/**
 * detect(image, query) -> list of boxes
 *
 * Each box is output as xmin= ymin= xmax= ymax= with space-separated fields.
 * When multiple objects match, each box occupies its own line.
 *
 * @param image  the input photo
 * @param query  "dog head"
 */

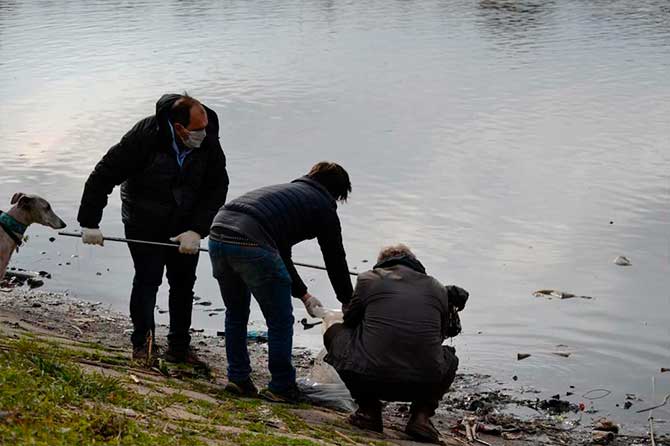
xmin=11 ymin=193 xmax=67 ymax=229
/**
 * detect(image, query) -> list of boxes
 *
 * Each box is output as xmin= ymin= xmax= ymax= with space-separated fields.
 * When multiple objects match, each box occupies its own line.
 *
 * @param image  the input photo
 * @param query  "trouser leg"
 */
xmin=209 ymin=240 xmax=253 ymax=382
xmin=125 ymin=226 xmax=167 ymax=348
xmin=250 ymin=276 xmax=295 ymax=392
xmin=226 ymin=245 xmax=295 ymax=391
xmin=339 ymin=371 xmax=383 ymax=414
xmin=165 ymin=248 xmax=199 ymax=352
xmin=411 ymin=346 xmax=459 ymax=416
xmin=210 ymin=241 xmax=296 ymax=391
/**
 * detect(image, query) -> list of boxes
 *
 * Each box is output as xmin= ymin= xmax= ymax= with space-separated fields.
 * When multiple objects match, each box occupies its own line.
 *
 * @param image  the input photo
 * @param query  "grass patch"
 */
xmin=0 ymin=335 xmax=388 ymax=446
xmin=222 ymin=431 xmax=318 ymax=446
xmin=0 ymin=337 xmax=204 ymax=445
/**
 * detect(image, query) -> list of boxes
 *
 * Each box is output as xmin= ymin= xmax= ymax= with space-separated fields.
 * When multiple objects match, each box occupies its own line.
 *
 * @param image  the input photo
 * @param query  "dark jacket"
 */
xmin=325 ymin=256 xmax=455 ymax=383
xmin=77 ymin=94 xmax=229 ymax=237
xmin=210 ymin=177 xmax=353 ymax=303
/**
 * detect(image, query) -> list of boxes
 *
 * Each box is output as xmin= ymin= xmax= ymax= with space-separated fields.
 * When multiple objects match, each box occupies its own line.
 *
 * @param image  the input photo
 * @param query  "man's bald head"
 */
xmin=170 ymin=95 xmax=207 ymax=129
xmin=170 ymin=95 xmax=208 ymax=147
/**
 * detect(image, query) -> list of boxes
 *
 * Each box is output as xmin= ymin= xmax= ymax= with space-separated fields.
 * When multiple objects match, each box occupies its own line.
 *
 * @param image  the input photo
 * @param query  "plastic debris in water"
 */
xmin=613 ymin=256 xmax=631 ymax=266
xmin=533 ymin=289 xmax=593 ymax=300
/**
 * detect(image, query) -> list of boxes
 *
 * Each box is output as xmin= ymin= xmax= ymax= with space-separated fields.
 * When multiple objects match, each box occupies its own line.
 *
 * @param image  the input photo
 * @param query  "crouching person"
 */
xmin=324 ymin=244 xmax=463 ymax=443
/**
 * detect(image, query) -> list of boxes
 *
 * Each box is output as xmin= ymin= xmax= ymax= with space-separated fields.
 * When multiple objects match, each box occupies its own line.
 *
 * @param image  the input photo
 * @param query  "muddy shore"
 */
xmin=0 ymin=287 xmax=665 ymax=445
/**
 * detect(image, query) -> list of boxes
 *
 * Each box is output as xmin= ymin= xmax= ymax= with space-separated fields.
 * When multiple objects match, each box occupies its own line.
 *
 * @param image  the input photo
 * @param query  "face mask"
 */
xmin=183 ymin=128 xmax=206 ymax=149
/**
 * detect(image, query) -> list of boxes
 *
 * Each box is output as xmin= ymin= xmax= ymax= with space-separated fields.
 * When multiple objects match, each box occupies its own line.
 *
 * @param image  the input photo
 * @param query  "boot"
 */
xmin=259 ymin=384 xmax=303 ymax=404
xmin=165 ymin=346 xmax=208 ymax=368
xmin=225 ymin=378 xmax=259 ymax=397
xmin=405 ymin=409 xmax=440 ymax=443
xmin=348 ymin=401 xmax=383 ymax=433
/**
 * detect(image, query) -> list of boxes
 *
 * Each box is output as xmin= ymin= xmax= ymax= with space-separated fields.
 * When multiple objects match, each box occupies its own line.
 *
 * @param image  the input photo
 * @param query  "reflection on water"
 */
xmin=1 ymin=0 xmax=668 ymax=432
xmin=477 ymin=0 xmax=557 ymax=46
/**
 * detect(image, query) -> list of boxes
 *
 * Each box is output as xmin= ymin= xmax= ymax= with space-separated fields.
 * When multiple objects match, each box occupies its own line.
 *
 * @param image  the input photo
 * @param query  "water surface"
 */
xmin=1 ymin=0 xmax=668 ymax=432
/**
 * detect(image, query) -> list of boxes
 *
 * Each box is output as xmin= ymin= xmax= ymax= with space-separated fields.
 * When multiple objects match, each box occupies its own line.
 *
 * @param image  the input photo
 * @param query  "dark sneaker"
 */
xmin=348 ymin=410 xmax=383 ymax=433
xmin=164 ymin=346 xmax=208 ymax=368
xmin=259 ymin=385 xmax=302 ymax=404
xmin=133 ymin=344 xmax=161 ymax=364
xmin=132 ymin=344 xmax=149 ymax=362
xmin=405 ymin=415 xmax=440 ymax=443
xmin=225 ymin=378 xmax=259 ymax=397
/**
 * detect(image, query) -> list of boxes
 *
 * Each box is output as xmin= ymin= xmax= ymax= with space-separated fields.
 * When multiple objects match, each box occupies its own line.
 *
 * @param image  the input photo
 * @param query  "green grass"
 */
xmin=0 ymin=335 xmax=369 ymax=446
xmin=0 ymin=338 xmax=197 ymax=445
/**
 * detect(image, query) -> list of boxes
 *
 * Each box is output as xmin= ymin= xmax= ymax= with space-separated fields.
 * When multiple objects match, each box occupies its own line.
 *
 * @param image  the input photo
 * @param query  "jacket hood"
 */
xmin=155 ymin=94 xmax=182 ymax=123
xmin=374 ymin=254 xmax=426 ymax=275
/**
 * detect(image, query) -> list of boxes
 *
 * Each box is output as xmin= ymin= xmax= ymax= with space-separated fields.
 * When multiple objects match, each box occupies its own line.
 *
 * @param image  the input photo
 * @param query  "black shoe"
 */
xmin=164 ymin=346 xmax=208 ymax=368
xmin=225 ymin=378 xmax=259 ymax=397
xmin=348 ymin=410 xmax=383 ymax=433
xmin=132 ymin=345 xmax=149 ymax=362
xmin=405 ymin=414 xmax=440 ymax=443
xmin=132 ymin=343 xmax=162 ymax=363
xmin=259 ymin=385 xmax=302 ymax=404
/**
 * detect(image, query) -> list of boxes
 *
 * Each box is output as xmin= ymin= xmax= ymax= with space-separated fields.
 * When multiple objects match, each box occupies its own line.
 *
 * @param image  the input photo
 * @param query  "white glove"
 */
xmin=169 ymin=230 xmax=201 ymax=255
xmin=82 ymin=228 xmax=104 ymax=246
xmin=302 ymin=293 xmax=326 ymax=319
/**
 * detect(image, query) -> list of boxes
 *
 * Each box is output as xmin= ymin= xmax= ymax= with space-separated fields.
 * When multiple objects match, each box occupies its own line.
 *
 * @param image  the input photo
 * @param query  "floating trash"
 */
xmin=613 ymin=256 xmax=631 ymax=266
xmin=533 ymin=289 xmax=593 ymax=300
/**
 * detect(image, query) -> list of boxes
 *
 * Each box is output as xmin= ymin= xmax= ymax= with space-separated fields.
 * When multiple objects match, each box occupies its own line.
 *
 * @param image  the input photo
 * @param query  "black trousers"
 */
xmin=325 ymin=324 xmax=458 ymax=416
xmin=125 ymin=225 xmax=199 ymax=350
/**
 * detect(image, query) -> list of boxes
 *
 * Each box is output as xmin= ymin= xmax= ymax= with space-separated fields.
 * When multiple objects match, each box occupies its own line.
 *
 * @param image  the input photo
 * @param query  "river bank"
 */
xmin=1 ymin=287 xmax=665 ymax=445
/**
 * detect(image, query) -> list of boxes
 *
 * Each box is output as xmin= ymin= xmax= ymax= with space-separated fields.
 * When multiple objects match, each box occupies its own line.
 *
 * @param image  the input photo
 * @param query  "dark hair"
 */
xmin=169 ymin=94 xmax=201 ymax=127
xmin=307 ymin=162 xmax=352 ymax=201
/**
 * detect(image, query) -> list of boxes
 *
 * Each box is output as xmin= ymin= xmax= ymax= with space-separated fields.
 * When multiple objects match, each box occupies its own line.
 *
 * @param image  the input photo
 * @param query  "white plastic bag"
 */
xmin=297 ymin=310 xmax=357 ymax=412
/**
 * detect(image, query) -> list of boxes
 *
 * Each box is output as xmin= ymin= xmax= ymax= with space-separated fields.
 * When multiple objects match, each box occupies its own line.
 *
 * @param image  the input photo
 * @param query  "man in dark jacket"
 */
xmin=77 ymin=93 xmax=228 ymax=364
xmin=324 ymin=244 xmax=463 ymax=443
xmin=208 ymin=161 xmax=353 ymax=402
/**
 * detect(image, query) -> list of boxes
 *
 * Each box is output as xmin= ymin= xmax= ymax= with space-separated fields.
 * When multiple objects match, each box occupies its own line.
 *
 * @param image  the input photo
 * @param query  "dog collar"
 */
xmin=0 ymin=210 xmax=27 ymax=248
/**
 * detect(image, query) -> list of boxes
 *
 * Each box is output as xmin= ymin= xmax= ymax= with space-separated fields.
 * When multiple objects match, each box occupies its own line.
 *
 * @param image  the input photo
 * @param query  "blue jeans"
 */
xmin=208 ymin=239 xmax=296 ymax=391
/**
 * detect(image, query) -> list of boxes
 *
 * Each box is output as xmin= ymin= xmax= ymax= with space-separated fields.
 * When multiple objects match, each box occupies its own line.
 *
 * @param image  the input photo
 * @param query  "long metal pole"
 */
xmin=58 ymin=231 xmax=359 ymax=276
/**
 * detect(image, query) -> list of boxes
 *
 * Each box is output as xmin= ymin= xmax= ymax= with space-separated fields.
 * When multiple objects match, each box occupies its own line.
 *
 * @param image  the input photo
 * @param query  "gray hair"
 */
xmin=377 ymin=244 xmax=415 ymax=263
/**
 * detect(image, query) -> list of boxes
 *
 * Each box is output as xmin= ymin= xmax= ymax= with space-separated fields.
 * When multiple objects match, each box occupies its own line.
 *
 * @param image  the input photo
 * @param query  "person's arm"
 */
xmin=342 ymin=272 xmax=372 ymax=327
xmin=280 ymin=249 xmax=326 ymax=317
xmin=316 ymin=210 xmax=354 ymax=305
xmin=191 ymin=110 xmax=229 ymax=238
xmin=77 ymin=121 xmax=147 ymax=229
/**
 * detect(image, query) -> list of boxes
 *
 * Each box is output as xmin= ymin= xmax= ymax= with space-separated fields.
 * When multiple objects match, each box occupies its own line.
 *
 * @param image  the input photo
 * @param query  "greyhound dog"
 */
xmin=0 ymin=193 xmax=66 ymax=280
